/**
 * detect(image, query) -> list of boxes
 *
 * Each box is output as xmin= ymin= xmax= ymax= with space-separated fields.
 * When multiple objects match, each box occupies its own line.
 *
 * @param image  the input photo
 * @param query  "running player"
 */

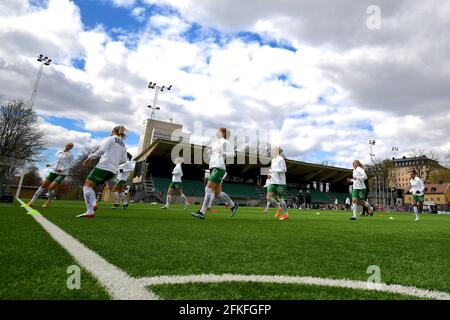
xmin=349 ymin=160 xmax=373 ymax=221
xmin=112 ymin=152 xmax=134 ymax=209
xmin=409 ymin=169 xmax=425 ymax=222
xmin=267 ymin=147 xmax=289 ymax=221
xmin=263 ymin=175 xmax=273 ymax=213
xmin=77 ymin=126 xmax=128 ymax=218
xmin=161 ymin=157 xmax=189 ymax=210
xmin=28 ymin=142 xmax=75 ymax=208
xmin=191 ymin=128 xmax=238 ymax=219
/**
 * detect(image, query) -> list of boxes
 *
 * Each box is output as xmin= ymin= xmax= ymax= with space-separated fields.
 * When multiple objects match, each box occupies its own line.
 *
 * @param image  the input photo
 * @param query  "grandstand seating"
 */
xmin=153 ymin=176 xmax=349 ymax=204
xmin=288 ymin=188 xmax=349 ymax=204
xmin=152 ymin=177 xmax=261 ymax=199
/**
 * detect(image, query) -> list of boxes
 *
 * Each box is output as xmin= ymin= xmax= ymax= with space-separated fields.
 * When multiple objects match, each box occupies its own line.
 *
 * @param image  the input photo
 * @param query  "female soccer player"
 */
xmin=77 ymin=125 xmax=128 ymax=218
xmin=267 ymin=147 xmax=289 ymax=221
xmin=161 ymin=157 xmax=189 ymax=210
xmin=191 ymin=128 xmax=238 ymax=219
xmin=349 ymin=160 xmax=373 ymax=221
xmin=28 ymin=142 xmax=75 ymax=208
xmin=112 ymin=152 xmax=134 ymax=209
xmin=263 ymin=175 xmax=273 ymax=213
xmin=409 ymin=169 xmax=425 ymax=222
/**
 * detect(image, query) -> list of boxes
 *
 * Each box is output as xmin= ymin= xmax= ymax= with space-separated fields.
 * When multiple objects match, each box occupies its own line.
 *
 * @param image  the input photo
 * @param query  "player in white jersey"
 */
xmin=409 ymin=169 xmax=425 ymax=221
xmin=28 ymin=142 xmax=75 ymax=208
xmin=77 ymin=126 xmax=128 ymax=218
xmin=161 ymin=157 xmax=190 ymax=210
xmin=267 ymin=147 xmax=289 ymax=221
xmin=349 ymin=160 xmax=373 ymax=221
xmin=191 ymin=128 xmax=239 ymax=220
xmin=204 ymin=170 xmax=219 ymax=213
xmin=112 ymin=152 xmax=134 ymax=209
xmin=263 ymin=175 xmax=273 ymax=213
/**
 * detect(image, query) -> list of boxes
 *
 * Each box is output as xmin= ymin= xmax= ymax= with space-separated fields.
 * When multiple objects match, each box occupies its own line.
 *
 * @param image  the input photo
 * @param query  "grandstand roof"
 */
xmin=135 ymin=139 xmax=354 ymax=185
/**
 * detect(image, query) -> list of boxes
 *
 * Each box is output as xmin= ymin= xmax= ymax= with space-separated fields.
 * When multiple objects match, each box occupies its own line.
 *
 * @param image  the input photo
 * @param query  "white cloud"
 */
xmin=1 ymin=0 xmax=449 ymax=171
xmin=109 ymin=0 xmax=136 ymax=8
xmin=131 ymin=6 xmax=146 ymax=22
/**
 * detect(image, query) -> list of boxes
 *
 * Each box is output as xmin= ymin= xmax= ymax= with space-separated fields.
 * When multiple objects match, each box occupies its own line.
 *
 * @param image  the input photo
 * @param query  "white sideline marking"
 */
xmin=138 ymin=274 xmax=450 ymax=300
xmin=16 ymin=198 xmax=158 ymax=300
xmin=16 ymin=199 xmax=450 ymax=300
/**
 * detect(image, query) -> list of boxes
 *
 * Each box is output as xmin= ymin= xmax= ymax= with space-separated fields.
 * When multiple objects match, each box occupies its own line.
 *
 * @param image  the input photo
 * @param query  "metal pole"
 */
xmin=30 ymin=62 xmax=44 ymax=107
xmin=152 ymin=88 xmax=160 ymax=120
xmin=148 ymin=87 xmax=160 ymax=144
xmin=15 ymin=163 xmax=27 ymax=200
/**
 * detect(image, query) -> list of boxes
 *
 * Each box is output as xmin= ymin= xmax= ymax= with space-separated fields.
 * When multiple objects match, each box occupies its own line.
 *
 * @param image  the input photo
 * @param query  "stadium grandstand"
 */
xmin=132 ymin=139 xmax=359 ymax=208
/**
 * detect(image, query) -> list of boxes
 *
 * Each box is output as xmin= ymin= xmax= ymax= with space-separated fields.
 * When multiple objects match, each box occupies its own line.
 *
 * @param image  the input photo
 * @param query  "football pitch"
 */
xmin=0 ymin=201 xmax=449 ymax=300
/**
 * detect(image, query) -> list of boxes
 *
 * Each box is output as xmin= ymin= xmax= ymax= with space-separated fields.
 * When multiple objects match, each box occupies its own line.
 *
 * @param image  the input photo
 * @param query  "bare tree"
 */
xmin=0 ymin=98 xmax=45 ymax=196
xmin=371 ymin=158 xmax=395 ymax=187
xmin=428 ymin=167 xmax=450 ymax=184
xmin=408 ymin=149 xmax=440 ymax=183
xmin=68 ymin=146 xmax=100 ymax=187
xmin=23 ymin=166 xmax=43 ymax=186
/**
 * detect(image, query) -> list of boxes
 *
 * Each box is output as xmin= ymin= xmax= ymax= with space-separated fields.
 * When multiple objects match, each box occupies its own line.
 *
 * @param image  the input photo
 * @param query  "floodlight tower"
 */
xmin=392 ymin=146 xmax=399 ymax=159
xmin=369 ymin=139 xmax=377 ymax=206
xmin=147 ymin=82 xmax=172 ymax=121
xmin=369 ymin=139 xmax=376 ymax=162
xmin=30 ymin=54 xmax=52 ymax=106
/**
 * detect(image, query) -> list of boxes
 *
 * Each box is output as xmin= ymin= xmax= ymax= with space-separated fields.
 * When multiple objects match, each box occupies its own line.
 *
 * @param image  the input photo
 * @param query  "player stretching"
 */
xmin=191 ymin=128 xmax=238 ymax=219
xmin=263 ymin=175 xmax=273 ymax=213
xmin=267 ymin=147 xmax=289 ymax=221
xmin=161 ymin=157 xmax=190 ymax=210
xmin=409 ymin=169 xmax=425 ymax=222
xmin=77 ymin=126 xmax=128 ymax=218
xmin=28 ymin=142 xmax=75 ymax=208
xmin=349 ymin=160 xmax=373 ymax=221
xmin=112 ymin=152 xmax=133 ymax=210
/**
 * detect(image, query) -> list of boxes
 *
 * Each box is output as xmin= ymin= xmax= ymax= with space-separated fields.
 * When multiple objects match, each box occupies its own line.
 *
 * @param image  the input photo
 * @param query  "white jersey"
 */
xmin=51 ymin=150 xmax=75 ymax=176
xmin=172 ymin=163 xmax=183 ymax=183
xmin=352 ymin=167 xmax=367 ymax=190
xmin=116 ymin=161 xmax=134 ymax=181
xmin=263 ymin=177 xmax=272 ymax=188
xmin=345 ymin=198 xmax=351 ymax=205
xmin=410 ymin=176 xmax=425 ymax=196
xmin=88 ymin=135 xmax=128 ymax=174
xmin=208 ymin=138 xmax=235 ymax=171
xmin=270 ymin=155 xmax=287 ymax=185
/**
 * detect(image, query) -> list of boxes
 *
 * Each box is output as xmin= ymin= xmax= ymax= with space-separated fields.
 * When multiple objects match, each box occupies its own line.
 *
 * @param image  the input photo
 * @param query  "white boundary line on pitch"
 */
xmin=138 ymin=274 xmax=450 ymax=300
xmin=15 ymin=199 xmax=450 ymax=300
xmin=16 ymin=198 xmax=159 ymax=300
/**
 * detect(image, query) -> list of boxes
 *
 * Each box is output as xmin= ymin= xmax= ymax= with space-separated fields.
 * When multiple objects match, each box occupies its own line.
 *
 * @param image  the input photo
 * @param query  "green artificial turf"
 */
xmin=1 ymin=200 xmax=449 ymax=300
xmin=0 ymin=203 xmax=109 ymax=300
xmin=150 ymin=282 xmax=424 ymax=300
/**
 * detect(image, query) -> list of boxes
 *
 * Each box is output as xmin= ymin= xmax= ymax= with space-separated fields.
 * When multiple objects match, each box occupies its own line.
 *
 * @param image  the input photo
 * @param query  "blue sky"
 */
xmin=3 ymin=0 xmax=449 ymax=177
xmin=38 ymin=0 xmax=303 ymax=171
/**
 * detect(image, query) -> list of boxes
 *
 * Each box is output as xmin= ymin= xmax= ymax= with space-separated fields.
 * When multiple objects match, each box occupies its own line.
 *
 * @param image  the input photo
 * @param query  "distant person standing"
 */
xmin=345 ymin=197 xmax=351 ymax=211
xmin=305 ymin=190 xmax=312 ymax=209
xmin=297 ymin=190 xmax=304 ymax=209
xmin=334 ymin=198 xmax=339 ymax=210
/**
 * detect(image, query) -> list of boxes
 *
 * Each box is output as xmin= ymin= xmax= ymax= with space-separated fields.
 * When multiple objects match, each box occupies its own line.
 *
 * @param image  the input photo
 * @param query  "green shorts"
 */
xmin=87 ymin=167 xmax=115 ymax=185
xmin=169 ymin=182 xmax=182 ymax=191
xmin=45 ymin=172 xmax=66 ymax=184
xmin=412 ymin=194 xmax=425 ymax=203
xmin=352 ymin=189 xmax=367 ymax=201
xmin=267 ymin=184 xmax=286 ymax=197
xmin=209 ymin=168 xmax=227 ymax=184
xmin=114 ymin=179 xmax=127 ymax=187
